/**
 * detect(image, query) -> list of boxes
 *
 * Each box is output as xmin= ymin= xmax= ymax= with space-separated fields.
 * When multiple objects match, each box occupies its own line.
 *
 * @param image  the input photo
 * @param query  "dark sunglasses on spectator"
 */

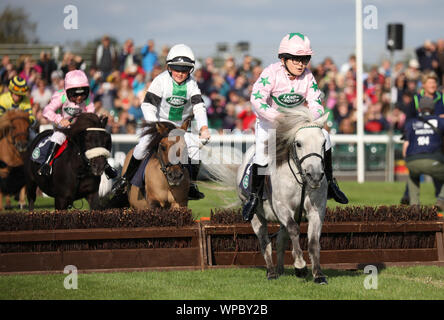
xmin=288 ymin=55 xmax=311 ymax=65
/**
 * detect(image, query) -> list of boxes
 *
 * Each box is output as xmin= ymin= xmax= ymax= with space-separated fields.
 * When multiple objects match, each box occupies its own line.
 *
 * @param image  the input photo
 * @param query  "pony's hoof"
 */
xmin=314 ymin=276 xmax=328 ymax=285
xmin=267 ymin=271 xmax=279 ymax=280
xmin=294 ymin=266 xmax=308 ymax=278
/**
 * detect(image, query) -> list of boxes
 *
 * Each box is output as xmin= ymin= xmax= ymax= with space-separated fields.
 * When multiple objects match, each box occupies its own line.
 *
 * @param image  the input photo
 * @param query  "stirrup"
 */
xmin=37 ymin=163 xmax=52 ymax=176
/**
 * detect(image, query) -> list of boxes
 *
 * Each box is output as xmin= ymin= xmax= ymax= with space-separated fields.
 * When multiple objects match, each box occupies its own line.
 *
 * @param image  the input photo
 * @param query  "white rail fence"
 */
xmin=109 ymin=133 xmax=404 ymax=183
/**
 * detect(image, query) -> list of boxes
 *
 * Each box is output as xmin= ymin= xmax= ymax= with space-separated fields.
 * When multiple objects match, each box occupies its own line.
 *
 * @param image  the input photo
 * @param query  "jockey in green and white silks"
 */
xmin=112 ymin=44 xmax=210 ymax=200
xmin=135 ymin=67 xmax=208 ymax=161
xmin=242 ymin=33 xmax=348 ymax=222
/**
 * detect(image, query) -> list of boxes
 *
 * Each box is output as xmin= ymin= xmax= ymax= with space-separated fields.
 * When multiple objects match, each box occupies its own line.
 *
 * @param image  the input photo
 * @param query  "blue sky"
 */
xmin=2 ymin=0 xmax=443 ymax=67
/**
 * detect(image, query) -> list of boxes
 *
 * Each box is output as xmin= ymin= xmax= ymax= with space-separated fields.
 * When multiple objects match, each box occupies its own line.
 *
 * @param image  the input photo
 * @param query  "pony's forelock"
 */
xmin=272 ymin=106 xmax=324 ymax=165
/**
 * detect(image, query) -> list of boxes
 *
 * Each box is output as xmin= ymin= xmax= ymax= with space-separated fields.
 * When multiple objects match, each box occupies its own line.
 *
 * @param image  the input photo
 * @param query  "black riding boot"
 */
xmin=242 ymin=163 xmax=266 ymax=221
xmin=325 ymin=149 xmax=348 ymax=204
xmin=37 ymin=142 xmax=58 ymax=176
xmin=104 ymin=162 xmax=118 ymax=179
xmin=187 ymin=161 xmax=205 ymax=200
xmin=111 ymin=156 xmax=142 ymax=195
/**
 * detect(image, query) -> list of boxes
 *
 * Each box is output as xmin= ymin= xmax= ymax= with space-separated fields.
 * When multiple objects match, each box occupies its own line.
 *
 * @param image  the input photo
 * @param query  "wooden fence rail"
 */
xmin=0 ymin=220 xmax=443 ymax=274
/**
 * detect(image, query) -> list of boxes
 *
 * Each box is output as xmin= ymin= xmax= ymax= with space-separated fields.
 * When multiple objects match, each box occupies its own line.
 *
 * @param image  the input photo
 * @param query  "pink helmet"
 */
xmin=65 ymin=70 xmax=89 ymax=90
xmin=278 ymin=33 xmax=313 ymax=57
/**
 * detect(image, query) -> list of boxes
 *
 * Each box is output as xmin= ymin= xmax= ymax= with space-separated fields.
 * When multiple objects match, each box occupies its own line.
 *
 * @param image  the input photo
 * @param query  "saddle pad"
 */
xmin=130 ymin=152 xmax=153 ymax=188
xmin=30 ymin=137 xmax=67 ymax=165
xmin=239 ymin=158 xmax=268 ymax=201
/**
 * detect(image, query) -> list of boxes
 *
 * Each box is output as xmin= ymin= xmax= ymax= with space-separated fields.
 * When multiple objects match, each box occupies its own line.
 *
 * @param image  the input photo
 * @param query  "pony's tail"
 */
xmin=200 ymin=143 xmax=243 ymax=209
xmin=200 ymin=144 xmax=242 ymax=190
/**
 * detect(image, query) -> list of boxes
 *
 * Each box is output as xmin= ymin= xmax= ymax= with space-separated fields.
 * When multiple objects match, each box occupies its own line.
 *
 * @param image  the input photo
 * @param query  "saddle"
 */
xmin=30 ymin=135 xmax=68 ymax=166
xmin=130 ymin=151 xmax=153 ymax=188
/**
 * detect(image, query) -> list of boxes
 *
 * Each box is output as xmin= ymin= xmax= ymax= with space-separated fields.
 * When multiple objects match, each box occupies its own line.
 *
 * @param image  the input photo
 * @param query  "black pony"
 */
xmin=24 ymin=113 xmax=111 ymax=210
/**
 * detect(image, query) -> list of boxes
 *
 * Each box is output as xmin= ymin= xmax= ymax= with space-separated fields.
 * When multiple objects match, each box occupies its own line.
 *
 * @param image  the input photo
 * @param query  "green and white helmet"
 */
xmin=166 ymin=44 xmax=195 ymax=72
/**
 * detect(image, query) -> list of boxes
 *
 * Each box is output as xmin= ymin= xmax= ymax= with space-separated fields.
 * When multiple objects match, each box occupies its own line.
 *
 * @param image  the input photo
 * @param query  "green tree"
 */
xmin=0 ymin=5 xmax=38 ymax=43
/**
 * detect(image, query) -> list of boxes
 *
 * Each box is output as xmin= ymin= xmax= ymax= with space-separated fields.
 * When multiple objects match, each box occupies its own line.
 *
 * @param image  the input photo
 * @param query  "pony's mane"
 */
xmin=61 ymin=113 xmax=104 ymax=137
xmin=142 ymin=121 xmax=184 ymax=154
xmin=0 ymin=110 xmax=30 ymax=140
xmin=272 ymin=106 xmax=320 ymax=165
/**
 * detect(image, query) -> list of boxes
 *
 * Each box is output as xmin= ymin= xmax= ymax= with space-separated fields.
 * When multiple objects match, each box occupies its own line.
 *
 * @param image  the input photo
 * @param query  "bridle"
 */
xmin=288 ymin=125 xmax=325 ymax=185
xmin=69 ymin=127 xmax=111 ymax=173
xmin=287 ymin=125 xmax=325 ymax=223
xmin=155 ymin=134 xmax=186 ymax=186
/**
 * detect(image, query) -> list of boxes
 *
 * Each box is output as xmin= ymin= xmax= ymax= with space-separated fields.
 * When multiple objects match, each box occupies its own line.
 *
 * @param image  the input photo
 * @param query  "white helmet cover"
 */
xmin=166 ymin=44 xmax=195 ymax=70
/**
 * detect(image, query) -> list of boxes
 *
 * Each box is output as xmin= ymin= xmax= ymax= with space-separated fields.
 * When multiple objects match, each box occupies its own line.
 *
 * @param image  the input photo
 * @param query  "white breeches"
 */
xmin=253 ymin=119 xmax=331 ymax=166
xmin=49 ymin=131 xmax=67 ymax=145
xmin=133 ymin=131 xmax=200 ymax=162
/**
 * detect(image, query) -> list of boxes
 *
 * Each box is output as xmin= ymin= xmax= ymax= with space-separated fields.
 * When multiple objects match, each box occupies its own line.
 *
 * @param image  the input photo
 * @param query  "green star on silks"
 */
xmin=310 ymin=81 xmax=319 ymax=92
xmin=259 ymin=76 xmax=270 ymax=87
xmin=260 ymin=103 xmax=270 ymax=110
xmin=316 ymin=98 xmax=322 ymax=105
xmin=253 ymin=90 xmax=264 ymax=100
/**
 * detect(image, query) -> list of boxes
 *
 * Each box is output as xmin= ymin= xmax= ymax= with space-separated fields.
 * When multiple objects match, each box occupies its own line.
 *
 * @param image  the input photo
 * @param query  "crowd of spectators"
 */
xmin=314 ymin=38 xmax=444 ymax=135
xmin=1 ymin=35 xmax=443 ymax=137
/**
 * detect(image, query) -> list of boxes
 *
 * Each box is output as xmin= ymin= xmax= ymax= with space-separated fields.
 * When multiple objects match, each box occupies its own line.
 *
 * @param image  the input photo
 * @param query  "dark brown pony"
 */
xmin=0 ymin=110 xmax=30 ymax=210
xmin=25 ymin=113 xmax=111 ymax=210
xmin=124 ymin=119 xmax=191 ymax=210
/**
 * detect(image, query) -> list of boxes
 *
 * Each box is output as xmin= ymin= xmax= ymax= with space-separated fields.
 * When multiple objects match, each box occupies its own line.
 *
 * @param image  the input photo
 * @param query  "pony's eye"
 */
xmin=296 ymin=141 xmax=302 ymax=148
xmin=160 ymin=144 xmax=166 ymax=151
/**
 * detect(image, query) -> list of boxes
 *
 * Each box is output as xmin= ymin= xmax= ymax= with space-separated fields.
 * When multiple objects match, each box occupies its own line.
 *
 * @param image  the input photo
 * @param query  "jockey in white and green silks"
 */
xmin=112 ymin=44 xmax=210 ymax=200
xmin=242 ymin=33 xmax=348 ymax=222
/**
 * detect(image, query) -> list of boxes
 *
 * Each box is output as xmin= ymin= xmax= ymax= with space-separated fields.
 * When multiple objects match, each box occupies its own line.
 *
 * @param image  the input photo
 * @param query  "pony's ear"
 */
xmin=181 ymin=117 xmax=191 ymax=131
xmin=156 ymin=122 xmax=169 ymax=136
xmin=100 ymin=116 xmax=108 ymax=128
xmin=314 ymin=112 xmax=329 ymax=128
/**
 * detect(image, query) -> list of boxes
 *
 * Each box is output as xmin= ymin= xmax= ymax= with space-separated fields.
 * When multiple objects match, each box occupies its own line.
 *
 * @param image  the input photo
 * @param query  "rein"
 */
xmin=287 ymin=125 xmax=325 ymax=224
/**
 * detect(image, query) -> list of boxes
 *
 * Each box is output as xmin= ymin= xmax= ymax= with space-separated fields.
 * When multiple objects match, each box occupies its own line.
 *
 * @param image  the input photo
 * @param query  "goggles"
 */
xmin=287 ymin=55 xmax=311 ymax=65
xmin=10 ymin=85 xmax=28 ymax=95
xmin=169 ymin=64 xmax=193 ymax=73
xmin=280 ymin=54 xmax=311 ymax=65
xmin=67 ymin=87 xmax=90 ymax=100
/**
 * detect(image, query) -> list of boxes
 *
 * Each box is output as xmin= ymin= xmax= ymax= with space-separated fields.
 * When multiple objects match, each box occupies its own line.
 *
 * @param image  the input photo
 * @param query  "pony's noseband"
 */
xmin=83 ymin=128 xmax=112 ymax=159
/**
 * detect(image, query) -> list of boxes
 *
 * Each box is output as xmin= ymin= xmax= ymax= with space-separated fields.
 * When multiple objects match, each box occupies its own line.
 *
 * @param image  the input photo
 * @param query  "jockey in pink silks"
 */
xmin=242 ymin=32 xmax=348 ymax=222
xmin=37 ymin=70 xmax=117 ymax=179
